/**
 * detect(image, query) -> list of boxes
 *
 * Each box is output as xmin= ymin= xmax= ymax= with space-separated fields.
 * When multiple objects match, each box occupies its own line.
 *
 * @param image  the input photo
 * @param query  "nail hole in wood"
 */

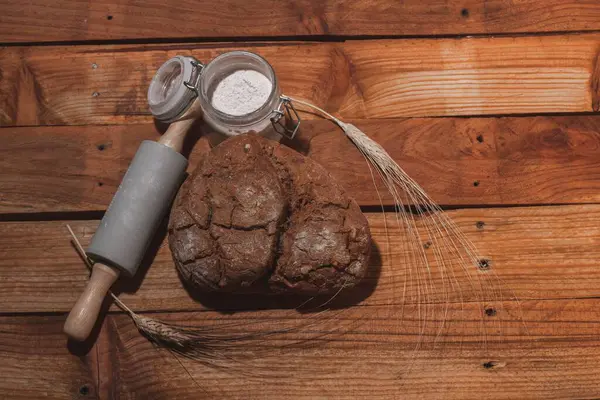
xmin=483 ymin=361 xmax=496 ymax=369
xmin=97 ymin=182 xmax=104 ymax=187
xmin=485 ymin=307 xmax=497 ymax=317
xmin=478 ymin=258 xmax=491 ymax=270
xmin=473 ymin=180 xmax=480 ymax=187
xmin=476 ymin=221 xmax=485 ymax=229
xmin=476 ymin=135 xmax=484 ymax=143
xmin=423 ymin=241 xmax=432 ymax=249
xmin=107 ymin=15 xmax=113 ymax=20
xmin=79 ymin=385 xmax=89 ymax=395
xmin=461 ymin=8 xmax=469 ymax=17
xmin=97 ymin=144 xmax=106 ymax=151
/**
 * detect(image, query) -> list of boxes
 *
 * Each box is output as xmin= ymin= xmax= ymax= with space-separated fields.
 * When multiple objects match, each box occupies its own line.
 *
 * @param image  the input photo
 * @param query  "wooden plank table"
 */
xmin=1 ymin=1 xmax=600 ymax=399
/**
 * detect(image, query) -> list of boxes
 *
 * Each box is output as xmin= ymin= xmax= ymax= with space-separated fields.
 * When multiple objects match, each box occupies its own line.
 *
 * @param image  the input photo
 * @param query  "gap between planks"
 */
xmin=2 ymin=296 xmax=600 ymax=399
xmin=2 ymin=115 xmax=600 ymax=213
xmin=1 ymin=204 xmax=600 ymax=314
xmin=3 ymin=0 xmax=600 ymax=43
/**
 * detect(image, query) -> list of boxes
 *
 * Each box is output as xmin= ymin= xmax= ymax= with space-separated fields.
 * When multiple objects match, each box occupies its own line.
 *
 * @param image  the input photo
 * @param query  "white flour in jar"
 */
xmin=211 ymin=70 xmax=273 ymax=116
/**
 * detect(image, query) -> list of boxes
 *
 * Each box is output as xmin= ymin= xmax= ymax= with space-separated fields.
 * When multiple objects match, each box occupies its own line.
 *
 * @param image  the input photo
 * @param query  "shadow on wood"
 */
xmin=280 ymin=113 xmax=325 ymax=155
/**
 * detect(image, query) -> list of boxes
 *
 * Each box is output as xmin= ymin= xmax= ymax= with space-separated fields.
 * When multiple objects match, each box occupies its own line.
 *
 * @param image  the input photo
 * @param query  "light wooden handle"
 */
xmin=158 ymin=119 xmax=194 ymax=151
xmin=64 ymin=263 xmax=120 ymax=341
xmin=158 ymin=100 xmax=202 ymax=152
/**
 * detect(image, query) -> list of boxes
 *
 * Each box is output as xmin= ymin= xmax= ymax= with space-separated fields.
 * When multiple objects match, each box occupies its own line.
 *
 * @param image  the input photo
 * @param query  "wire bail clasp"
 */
xmin=182 ymin=59 xmax=205 ymax=98
xmin=271 ymin=95 xmax=301 ymax=140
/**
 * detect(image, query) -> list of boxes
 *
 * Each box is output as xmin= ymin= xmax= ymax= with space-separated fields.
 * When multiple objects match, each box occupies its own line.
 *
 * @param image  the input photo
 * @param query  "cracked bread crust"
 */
xmin=168 ymin=134 xmax=371 ymax=295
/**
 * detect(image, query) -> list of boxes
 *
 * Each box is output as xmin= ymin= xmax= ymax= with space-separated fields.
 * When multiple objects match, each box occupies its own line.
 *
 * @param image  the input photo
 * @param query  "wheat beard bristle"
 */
xmin=285 ymin=96 xmax=522 ymax=357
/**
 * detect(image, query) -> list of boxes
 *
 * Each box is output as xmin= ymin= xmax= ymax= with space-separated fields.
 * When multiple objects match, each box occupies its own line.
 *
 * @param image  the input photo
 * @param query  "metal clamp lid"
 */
xmin=148 ymin=56 xmax=204 ymax=123
xmin=270 ymin=95 xmax=301 ymax=140
xmin=182 ymin=59 xmax=204 ymax=97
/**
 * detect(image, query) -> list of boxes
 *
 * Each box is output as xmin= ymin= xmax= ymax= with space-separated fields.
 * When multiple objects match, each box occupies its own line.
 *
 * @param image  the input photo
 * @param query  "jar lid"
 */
xmin=147 ymin=56 xmax=202 ymax=122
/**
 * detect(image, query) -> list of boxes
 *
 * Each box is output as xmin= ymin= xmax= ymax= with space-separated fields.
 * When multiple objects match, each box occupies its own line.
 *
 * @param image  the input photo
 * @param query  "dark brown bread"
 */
xmin=168 ymin=134 xmax=371 ymax=295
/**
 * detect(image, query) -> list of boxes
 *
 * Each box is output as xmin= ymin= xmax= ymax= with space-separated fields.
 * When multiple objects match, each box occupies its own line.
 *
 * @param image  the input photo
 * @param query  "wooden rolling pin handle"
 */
xmin=158 ymin=102 xmax=201 ymax=152
xmin=63 ymin=263 xmax=120 ymax=341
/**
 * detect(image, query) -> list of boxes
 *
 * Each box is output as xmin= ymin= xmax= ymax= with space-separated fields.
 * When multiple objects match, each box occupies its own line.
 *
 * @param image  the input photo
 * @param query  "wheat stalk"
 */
xmin=66 ymin=225 xmax=235 ymax=360
xmin=66 ymin=225 xmax=355 ymax=363
xmin=285 ymin=96 xmax=518 ymax=351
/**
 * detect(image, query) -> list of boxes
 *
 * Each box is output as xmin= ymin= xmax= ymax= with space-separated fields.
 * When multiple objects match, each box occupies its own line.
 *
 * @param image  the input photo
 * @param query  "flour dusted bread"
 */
xmin=168 ymin=134 xmax=371 ymax=295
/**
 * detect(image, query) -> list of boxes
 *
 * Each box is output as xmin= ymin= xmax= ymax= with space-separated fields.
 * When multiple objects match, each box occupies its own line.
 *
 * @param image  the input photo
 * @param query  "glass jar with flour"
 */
xmin=148 ymin=51 xmax=300 ymax=144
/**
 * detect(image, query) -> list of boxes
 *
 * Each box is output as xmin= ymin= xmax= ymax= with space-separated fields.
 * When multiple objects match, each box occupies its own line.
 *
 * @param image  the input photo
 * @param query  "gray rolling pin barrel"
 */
xmin=87 ymin=141 xmax=188 ymax=275
xmin=63 ymin=140 xmax=188 ymax=341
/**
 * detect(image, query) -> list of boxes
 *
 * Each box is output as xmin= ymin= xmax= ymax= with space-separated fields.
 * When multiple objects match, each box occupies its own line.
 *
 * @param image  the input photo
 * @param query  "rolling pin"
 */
xmin=63 ymin=102 xmax=200 ymax=341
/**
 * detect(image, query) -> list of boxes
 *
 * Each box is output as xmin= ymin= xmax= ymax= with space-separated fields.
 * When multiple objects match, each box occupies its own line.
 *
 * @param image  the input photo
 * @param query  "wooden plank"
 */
xmin=97 ymin=298 xmax=600 ymax=399
xmin=3 ymin=115 xmax=600 ymax=213
xmin=2 ymin=34 xmax=600 ymax=126
xmin=2 ymin=298 xmax=600 ymax=399
xmin=3 ymin=1 xmax=600 ymax=43
xmin=0 ymin=124 xmax=159 ymax=213
xmin=0 ymin=315 xmax=97 ymax=399
xmin=1 ymin=205 xmax=599 ymax=313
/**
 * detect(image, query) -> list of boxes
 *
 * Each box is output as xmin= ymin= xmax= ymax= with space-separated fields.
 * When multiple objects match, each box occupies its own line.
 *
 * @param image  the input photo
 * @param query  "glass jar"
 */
xmin=148 ymin=51 xmax=300 ymax=145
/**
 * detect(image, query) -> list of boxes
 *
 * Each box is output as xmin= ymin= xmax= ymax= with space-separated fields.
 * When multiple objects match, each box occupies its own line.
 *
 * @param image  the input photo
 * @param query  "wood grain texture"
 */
xmin=3 ymin=115 xmax=600 ymax=213
xmin=0 ymin=315 xmax=97 ymax=399
xmin=3 ymin=1 xmax=600 ymax=43
xmin=3 ymin=298 xmax=597 ymax=399
xmin=2 ymin=34 xmax=600 ymax=126
xmin=1 ymin=3 xmax=598 ymax=398
xmin=1 ymin=205 xmax=599 ymax=313
xmin=0 ymin=297 xmax=594 ymax=399
xmin=96 ymin=299 xmax=600 ymax=400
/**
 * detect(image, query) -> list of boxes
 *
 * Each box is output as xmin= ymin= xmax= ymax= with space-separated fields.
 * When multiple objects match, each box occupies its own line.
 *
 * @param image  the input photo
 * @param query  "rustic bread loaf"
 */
xmin=168 ymin=134 xmax=371 ymax=295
